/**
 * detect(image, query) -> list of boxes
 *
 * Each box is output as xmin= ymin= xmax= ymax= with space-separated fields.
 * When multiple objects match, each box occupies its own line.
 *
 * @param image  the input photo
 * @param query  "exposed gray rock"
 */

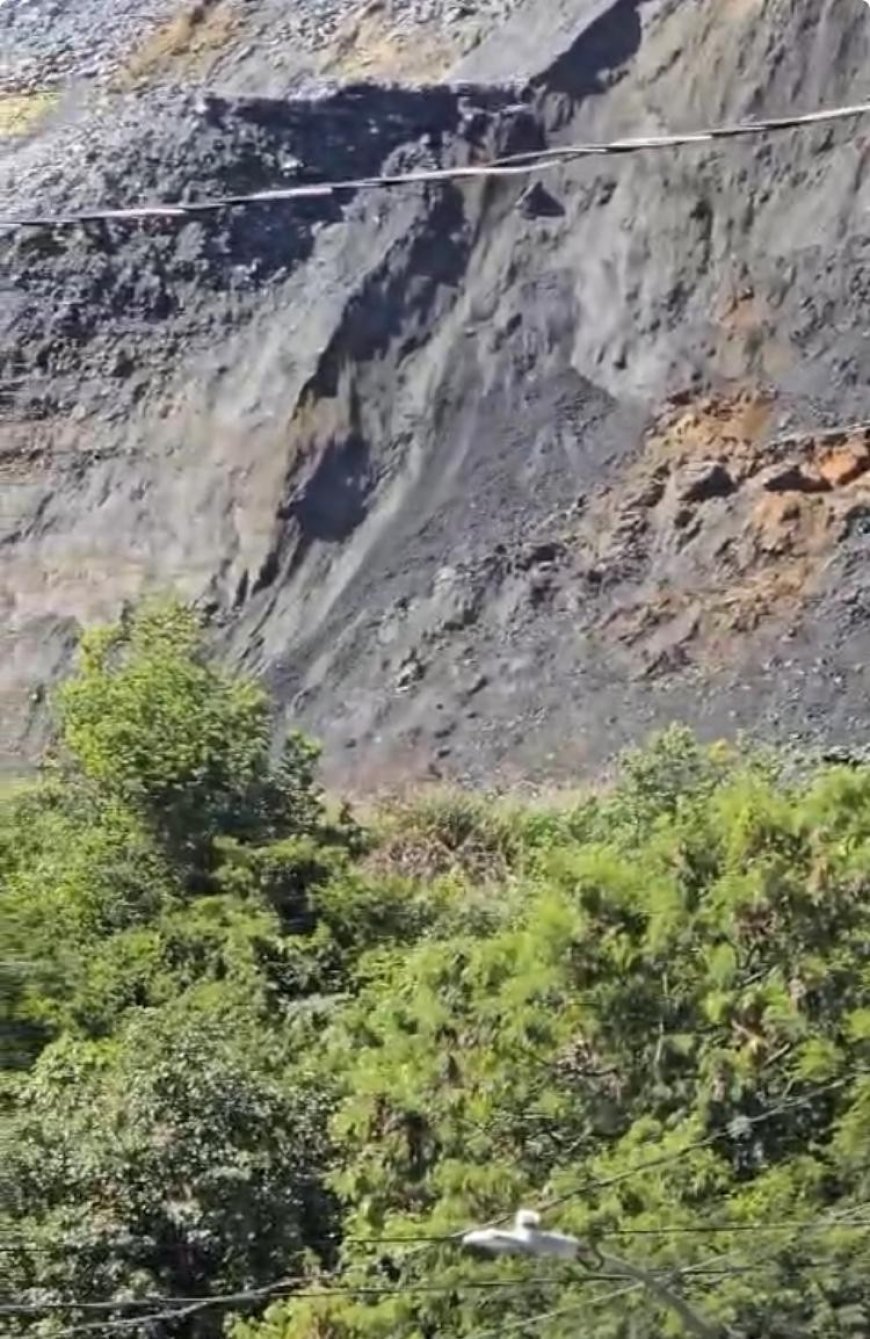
xmin=3 ymin=0 xmax=870 ymax=791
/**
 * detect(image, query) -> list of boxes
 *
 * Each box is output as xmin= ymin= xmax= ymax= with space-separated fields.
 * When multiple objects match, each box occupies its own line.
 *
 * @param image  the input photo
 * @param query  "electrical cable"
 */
xmin=20 ymin=1251 xmax=865 ymax=1338
xmin=3 ymin=1272 xmax=684 ymax=1335
xmin=1 ymin=98 xmax=868 ymax=233
xmin=463 ymin=1203 xmax=870 ymax=1339
xmin=461 ymin=1281 xmax=645 ymax=1339
xmin=7 ymin=1216 xmax=870 ymax=1323
xmin=0 ymin=1263 xmax=833 ymax=1329
xmin=457 ymin=1197 xmax=870 ymax=1339
xmin=7 ymin=1076 xmax=856 ymax=1270
xmin=5 ymin=1214 xmax=870 ymax=1256
xmin=337 ymin=1075 xmax=867 ymax=1257
xmin=530 ymin=1071 xmax=856 ymax=1221
xmin=381 ymin=1074 xmax=857 ymax=1266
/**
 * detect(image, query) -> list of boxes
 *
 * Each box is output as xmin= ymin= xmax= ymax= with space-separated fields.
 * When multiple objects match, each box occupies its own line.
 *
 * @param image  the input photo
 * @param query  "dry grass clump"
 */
xmin=364 ymin=789 xmax=520 ymax=885
xmin=0 ymin=91 xmax=57 ymax=138
xmin=116 ymin=0 xmax=238 ymax=89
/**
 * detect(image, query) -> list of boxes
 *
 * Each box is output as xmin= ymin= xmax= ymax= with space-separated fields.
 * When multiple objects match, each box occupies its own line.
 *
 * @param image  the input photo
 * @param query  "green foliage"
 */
xmin=1 ymin=601 xmax=352 ymax=1331
xmin=6 ymin=605 xmax=870 ymax=1339
xmin=7 ymin=1008 xmax=334 ymax=1314
xmin=56 ymin=601 xmax=325 ymax=876
xmin=241 ymin=731 xmax=870 ymax=1339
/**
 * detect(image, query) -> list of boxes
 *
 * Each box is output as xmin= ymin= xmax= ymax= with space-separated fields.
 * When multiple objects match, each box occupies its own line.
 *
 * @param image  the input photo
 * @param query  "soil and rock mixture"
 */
xmin=2 ymin=0 xmax=870 ymax=788
xmin=0 ymin=0 xmax=521 ymax=95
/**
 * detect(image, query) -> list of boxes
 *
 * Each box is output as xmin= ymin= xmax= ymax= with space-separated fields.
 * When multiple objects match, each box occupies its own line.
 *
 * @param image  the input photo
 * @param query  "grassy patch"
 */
xmin=364 ymin=788 xmax=521 ymax=884
xmin=0 ymin=91 xmax=57 ymax=138
xmin=322 ymin=6 xmax=459 ymax=84
xmin=116 ymin=0 xmax=238 ymax=89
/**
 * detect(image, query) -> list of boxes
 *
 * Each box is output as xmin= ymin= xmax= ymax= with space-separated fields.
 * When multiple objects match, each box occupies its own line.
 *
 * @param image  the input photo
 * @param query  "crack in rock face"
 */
xmin=3 ymin=0 xmax=870 ymax=787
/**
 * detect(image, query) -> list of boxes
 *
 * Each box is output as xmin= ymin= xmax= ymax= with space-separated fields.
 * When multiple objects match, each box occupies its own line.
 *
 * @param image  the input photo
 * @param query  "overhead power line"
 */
xmin=530 ymin=1071 xmax=855 ymax=1221
xmin=0 ymin=1273 xmax=726 ymax=1319
xmin=9 ymin=1203 xmax=870 ymax=1339
xmin=4 ymin=1076 xmax=865 ymax=1266
xmin=4 ymin=1074 xmax=861 ymax=1280
xmin=325 ymin=1076 xmax=865 ymax=1266
xmin=463 ymin=1281 xmax=645 ymax=1339
xmin=14 ymin=1248 xmax=868 ymax=1338
xmin=345 ymin=1213 xmax=870 ymax=1245
xmin=4 ymin=1214 xmax=870 ymax=1259
xmin=317 ymin=1076 xmax=861 ymax=1297
xmin=1 ymin=98 xmax=868 ymax=234
xmin=0 ymin=1275 xmax=616 ymax=1318
xmin=5 ymin=1212 xmax=870 ymax=1258
xmin=263 ymin=1074 xmax=865 ymax=1276
xmin=3 ymin=1256 xmax=856 ymax=1333
xmin=413 ymin=1073 xmax=858 ymax=1262
xmin=461 ymin=1197 xmax=870 ymax=1339
xmin=607 ymin=1216 xmax=870 ymax=1237
xmin=2 ymin=1271 xmax=717 ymax=1336
xmin=8 ymin=1203 xmax=870 ymax=1324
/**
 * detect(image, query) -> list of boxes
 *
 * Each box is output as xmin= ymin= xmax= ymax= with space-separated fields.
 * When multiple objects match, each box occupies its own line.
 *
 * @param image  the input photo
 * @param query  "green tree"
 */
xmin=1 ymin=599 xmax=354 ymax=1333
xmin=56 ymin=600 xmax=325 ymax=880
xmin=0 ymin=601 xmax=361 ymax=1051
xmin=9 ymin=599 xmax=870 ymax=1339
xmin=6 ymin=1004 xmax=337 ymax=1336
xmin=240 ymin=743 xmax=870 ymax=1339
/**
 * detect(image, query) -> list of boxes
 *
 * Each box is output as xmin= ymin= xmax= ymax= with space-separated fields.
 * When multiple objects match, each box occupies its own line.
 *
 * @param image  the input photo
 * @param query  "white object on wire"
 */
xmin=462 ymin=1209 xmax=724 ymax=1339
xmin=462 ymin=1209 xmax=582 ymax=1260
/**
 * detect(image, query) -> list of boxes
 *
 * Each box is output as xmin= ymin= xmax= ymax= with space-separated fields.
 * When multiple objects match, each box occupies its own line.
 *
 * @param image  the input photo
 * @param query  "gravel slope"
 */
xmin=0 ymin=0 xmax=524 ymax=95
xmin=3 ymin=0 xmax=870 ymax=788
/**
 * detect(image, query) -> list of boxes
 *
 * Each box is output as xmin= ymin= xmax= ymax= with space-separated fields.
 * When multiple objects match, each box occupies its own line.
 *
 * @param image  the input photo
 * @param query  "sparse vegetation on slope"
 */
xmin=4 ymin=603 xmax=870 ymax=1338
xmin=0 ymin=91 xmax=57 ymax=138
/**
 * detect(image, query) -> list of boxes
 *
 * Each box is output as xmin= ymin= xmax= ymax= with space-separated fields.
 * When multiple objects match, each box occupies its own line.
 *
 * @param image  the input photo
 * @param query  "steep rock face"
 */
xmin=2 ymin=0 xmax=870 ymax=785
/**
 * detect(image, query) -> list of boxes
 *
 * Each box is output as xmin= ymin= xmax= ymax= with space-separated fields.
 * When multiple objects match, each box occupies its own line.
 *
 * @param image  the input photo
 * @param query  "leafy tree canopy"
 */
xmin=4 ymin=603 xmax=870 ymax=1339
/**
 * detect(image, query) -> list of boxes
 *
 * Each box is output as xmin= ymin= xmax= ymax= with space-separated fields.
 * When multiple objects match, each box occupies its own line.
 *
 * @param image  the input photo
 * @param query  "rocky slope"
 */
xmin=2 ymin=0 xmax=870 ymax=788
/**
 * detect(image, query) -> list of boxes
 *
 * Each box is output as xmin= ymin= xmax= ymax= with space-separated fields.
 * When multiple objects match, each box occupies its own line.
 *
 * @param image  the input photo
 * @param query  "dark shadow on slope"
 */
xmin=535 ymin=0 xmax=643 ymax=103
xmin=247 ymin=184 xmax=473 ymax=599
xmin=1 ymin=80 xmax=523 ymax=387
xmin=289 ymin=433 xmax=372 ymax=544
xmin=305 ymin=184 xmax=473 ymax=387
